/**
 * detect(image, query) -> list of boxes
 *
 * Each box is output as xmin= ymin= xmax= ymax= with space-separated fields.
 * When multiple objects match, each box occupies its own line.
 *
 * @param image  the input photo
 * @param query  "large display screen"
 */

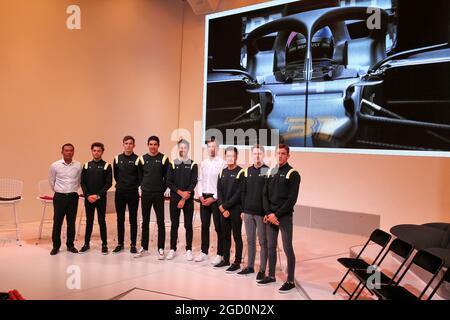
xmin=203 ymin=0 xmax=450 ymax=156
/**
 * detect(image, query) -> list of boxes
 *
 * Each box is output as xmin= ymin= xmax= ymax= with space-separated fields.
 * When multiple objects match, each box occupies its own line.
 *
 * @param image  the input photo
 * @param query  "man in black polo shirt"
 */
xmin=113 ymin=135 xmax=142 ymax=254
xmin=136 ymin=136 xmax=170 ymax=259
xmin=237 ymin=144 xmax=269 ymax=280
xmin=80 ymin=142 xmax=112 ymax=254
xmin=216 ymin=146 xmax=243 ymax=273
xmin=166 ymin=139 xmax=198 ymax=261
xmin=259 ymin=144 xmax=300 ymax=293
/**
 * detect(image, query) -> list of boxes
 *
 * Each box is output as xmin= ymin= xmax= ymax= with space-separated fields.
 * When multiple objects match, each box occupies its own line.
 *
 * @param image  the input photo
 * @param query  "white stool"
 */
xmin=0 ymin=178 xmax=23 ymax=245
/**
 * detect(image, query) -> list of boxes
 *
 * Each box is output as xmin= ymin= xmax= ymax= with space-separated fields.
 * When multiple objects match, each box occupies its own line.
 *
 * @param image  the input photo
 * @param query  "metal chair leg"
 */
xmin=13 ymin=204 xmax=20 ymax=243
xmin=349 ymin=281 xmax=363 ymax=300
xmin=38 ymin=203 xmax=46 ymax=241
xmin=333 ymin=269 xmax=351 ymax=295
xmin=354 ymin=282 xmax=368 ymax=300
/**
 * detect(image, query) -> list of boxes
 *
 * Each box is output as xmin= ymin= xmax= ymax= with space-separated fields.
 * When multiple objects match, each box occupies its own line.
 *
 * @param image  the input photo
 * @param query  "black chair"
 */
xmin=372 ymin=249 xmax=444 ymax=300
xmin=428 ymin=267 xmax=450 ymax=300
xmin=350 ymin=238 xmax=414 ymax=300
xmin=333 ymin=229 xmax=392 ymax=297
xmin=391 ymin=223 xmax=450 ymax=251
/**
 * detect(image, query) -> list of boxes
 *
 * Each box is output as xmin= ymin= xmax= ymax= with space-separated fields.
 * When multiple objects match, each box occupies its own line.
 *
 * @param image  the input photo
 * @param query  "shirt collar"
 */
xmin=278 ymin=162 xmax=289 ymax=170
xmin=206 ymin=156 xmax=222 ymax=163
xmin=147 ymin=152 xmax=160 ymax=158
xmin=253 ymin=163 xmax=265 ymax=169
xmin=123 ymin=152 xmax=135 ymax=157
xmin=175 ymin=158 xmax=190 ymax=164
xmin=61 ymin=159 xmax=74 ymax=166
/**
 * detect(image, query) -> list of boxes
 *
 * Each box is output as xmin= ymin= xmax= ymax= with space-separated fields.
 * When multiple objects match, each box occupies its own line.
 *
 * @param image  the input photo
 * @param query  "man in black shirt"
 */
xmin=237 ymin=144 xmax=269 ymax=280
xmin=259 ymin=144 xmax=300 ymax=293
xmin=216 ymin=146 xmax=243 ymax=273
xmin=80 ymin=142 xmax=112 ymax=254
xmin=166 ymin=139 xmax=198 ymax=261
xmin=113 ymin=135 xmax=142 ymax=254
xmin=136 ymin=136 xmax=170 ymax=259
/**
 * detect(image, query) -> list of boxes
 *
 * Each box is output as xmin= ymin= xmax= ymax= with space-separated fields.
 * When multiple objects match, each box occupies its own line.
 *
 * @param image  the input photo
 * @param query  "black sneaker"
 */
xmin=130 ymin=245 xmax=137 ymax=254
xmin=278 ymin=282 xmax=296 ymax=293
xmin=237 ymin=267 xmax=255 ymax=277
xmin=112 ymin=245 xmax=124 ymax=254
xmin=257 ymin=277 xmax=276 ymax=286
xmin=256 ymin=271 xmax=265 ymax=281
xmin=79 ymin=244 xmax=90 ymax=253
xmin=102 ymin=245 xmax=108 ymax=255
xmin=50 ymin=248 xmax=59 ymax=256
xmin=225 ymin=263 xmax=241 ymax=273
xmin=213 ymin=260 xmax=230 ymax=268
xmin=67 ymin=247 xmax=79 ymax=254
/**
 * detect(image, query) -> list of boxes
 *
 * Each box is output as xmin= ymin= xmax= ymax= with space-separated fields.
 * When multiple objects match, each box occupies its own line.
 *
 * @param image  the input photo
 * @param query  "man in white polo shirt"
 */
xmin=48 ymin=143 xmax=82 ymax=255
xmin=195 ymin=138 xmax=226 ymax=264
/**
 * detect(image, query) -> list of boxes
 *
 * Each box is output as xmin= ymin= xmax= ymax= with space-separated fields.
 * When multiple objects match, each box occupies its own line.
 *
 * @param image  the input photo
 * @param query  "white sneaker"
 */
xmin=134 ymin=248 xmax=149 ymax=259
xmin=186 ymin=250 xmax=193 ymax=261
xmin=211 ymin=255 xmax=222 ymax=265
xmin=166 ymin=249 xmax=176 ymax=260
xmin=157 ymin=248 xmax=165 ymax=260
xmin=195 ymin=252 xmax=208 ymax=262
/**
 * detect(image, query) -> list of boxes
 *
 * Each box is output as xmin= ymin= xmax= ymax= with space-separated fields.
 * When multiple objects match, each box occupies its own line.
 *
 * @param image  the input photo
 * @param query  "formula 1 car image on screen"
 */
xmin=205 ymin=0 xmax=450 ymax=152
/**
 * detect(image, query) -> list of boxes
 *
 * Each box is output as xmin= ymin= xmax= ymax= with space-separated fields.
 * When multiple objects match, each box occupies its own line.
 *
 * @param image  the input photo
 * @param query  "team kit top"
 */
xmin=93 ymin=152 xmax=300 ymax=215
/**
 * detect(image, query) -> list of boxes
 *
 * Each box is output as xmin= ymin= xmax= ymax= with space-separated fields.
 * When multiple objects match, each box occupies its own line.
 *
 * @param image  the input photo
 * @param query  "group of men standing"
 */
xmin=48 ymin=136 xmax=300 ymax=293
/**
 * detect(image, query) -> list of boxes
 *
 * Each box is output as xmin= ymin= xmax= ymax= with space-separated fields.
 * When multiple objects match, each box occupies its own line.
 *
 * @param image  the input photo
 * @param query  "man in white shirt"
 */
xmin=195 ymin=138 xmax=227 ymax=264
xmin=48 ymin=143 xmax=82 ymax=255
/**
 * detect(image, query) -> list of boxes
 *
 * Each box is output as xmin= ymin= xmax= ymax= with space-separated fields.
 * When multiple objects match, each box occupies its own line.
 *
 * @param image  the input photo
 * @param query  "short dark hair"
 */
xmin=206 ymin=136 xmax=219 ymax=147
xmin=178 ymin=138 xmax=190 ymax=149
xmin=123 ymin=135 xmax=135 ymax=143
xmin=251 ymin=144 xmax=265 ymax=152
xmin=91 ymin=142 xmax=105 ymax=151
xmin=147 ymin=136 xmax=160 ymax=145
xmin=225 ymin=146 xmax=238 ymax=156
xmin=61 ymin=143 xmax=74 ymax=151
xmin=277 ymin=144 xmax=290 ymax=154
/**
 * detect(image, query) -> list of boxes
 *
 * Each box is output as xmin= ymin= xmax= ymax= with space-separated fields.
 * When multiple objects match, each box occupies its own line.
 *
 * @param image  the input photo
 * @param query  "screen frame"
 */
xmin=202 ymin=0 xmax=450 ymax=158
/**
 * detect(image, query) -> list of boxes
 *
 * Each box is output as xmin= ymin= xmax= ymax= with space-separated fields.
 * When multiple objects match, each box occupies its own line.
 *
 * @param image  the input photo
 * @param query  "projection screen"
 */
xmin=203 ymin=0 xmax=450 ymax=157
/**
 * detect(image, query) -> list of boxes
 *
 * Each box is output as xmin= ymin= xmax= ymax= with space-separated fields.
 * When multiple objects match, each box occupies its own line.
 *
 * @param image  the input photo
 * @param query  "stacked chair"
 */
xmin=334 ymin=226 xmax=450 ymax=300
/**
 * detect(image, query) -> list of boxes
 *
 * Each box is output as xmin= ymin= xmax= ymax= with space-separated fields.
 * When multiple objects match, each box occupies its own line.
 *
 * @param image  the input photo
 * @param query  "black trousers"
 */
xmin=52 ymin=192 xmax=79 ymax=249
xmin=169 ymin=198 xmax=194 ymax=251
xmin=141 ymin=191 xmax=165 ymax=250
xmin=114 ymin=190 xmax=139 ymax=246
xmin=84 ymin=197 xmax=107 ymax=246
xmin=267 ymin=215 xmax=296 ymax=282
xmin=200 ymin=201 xmax=223 ymax=256
xmin=221 ymin=208 xmax=243 ymax=264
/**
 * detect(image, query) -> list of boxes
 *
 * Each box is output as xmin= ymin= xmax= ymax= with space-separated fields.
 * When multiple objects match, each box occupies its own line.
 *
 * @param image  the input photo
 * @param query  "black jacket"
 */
xmin=80 ymin=159 xmax=112 ymax=198
xmin=166 ymin=158 xmax=198 ymax=201
xmin=113 ymin=153 xmax=142 ymax=192
xmin=217 ymin=166 xmax=243 ymax=211
xmin=139 ymin=152 xmax=169 ymax=193
xmin=263 ymin=163 xmax=301 ymax=219
xmin=241 ymin=164 xmax=269 ymax=216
